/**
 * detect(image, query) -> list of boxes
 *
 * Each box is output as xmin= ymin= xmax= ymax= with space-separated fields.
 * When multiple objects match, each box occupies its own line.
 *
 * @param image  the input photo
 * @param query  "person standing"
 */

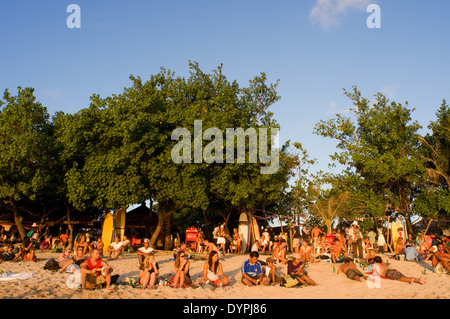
xmin=349 ymin=221 xmax=364 ymax=261
xmin=291 ymin=222 xmax=301 ymax=253
xmin=301 ymin=225 xmax=310 ymax=245
xmin=377 ymin=228 xmax=386 ymax=254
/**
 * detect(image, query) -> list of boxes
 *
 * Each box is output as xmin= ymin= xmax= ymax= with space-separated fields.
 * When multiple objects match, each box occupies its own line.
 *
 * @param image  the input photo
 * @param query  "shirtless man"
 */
xmin=337 ymin=257 xmax=367 ymax=282
xmin=203 ymin=239 xmax=222 ymax=257
xmin=311 ymin=225 xmax=323 ymax=242
xmin=271 ymin=239 xmax=288 ymax=264
xmin=431 ymin=243 xmax=450 ymax=274
xmin=372 ymin=256 xmax=425 ymax=285
xmin=330 ymin=238 xmax=347 ymax=263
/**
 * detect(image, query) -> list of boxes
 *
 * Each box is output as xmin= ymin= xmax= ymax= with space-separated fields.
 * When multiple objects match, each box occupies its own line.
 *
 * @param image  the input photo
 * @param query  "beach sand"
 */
xmin=0 ymin=250 xmax=448 ymax=300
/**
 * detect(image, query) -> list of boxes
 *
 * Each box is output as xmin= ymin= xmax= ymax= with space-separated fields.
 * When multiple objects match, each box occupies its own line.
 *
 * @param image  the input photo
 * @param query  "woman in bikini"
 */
xmin=199 ymin=250 xmax=230 ymax=287
xmin=74 ymin=234 xmax=89 ymax=261
xmin=173 ymin=251 xmax=192 ymax=288
xmin=13 ymin=237 xmax=36 ymax=262
xmin=300 ymin=240 xmax=314 ymax=263
xmin=139 ymin=255 xmax=159 ymax=290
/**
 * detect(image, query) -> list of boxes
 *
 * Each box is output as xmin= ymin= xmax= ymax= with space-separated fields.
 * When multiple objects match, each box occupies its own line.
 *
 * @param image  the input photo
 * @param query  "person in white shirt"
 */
xmin=108 ymin=236 xmax=124 ymax=260
xmin=137 ymin=238 xmax=155 ymax=265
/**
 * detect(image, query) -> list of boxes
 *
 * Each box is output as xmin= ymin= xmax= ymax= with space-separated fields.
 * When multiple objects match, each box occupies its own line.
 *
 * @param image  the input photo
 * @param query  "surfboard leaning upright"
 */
xmin=238 ymin=212 xmax=251 ymax=253
xmin=102 ymin=212 xmax=114 ymax=252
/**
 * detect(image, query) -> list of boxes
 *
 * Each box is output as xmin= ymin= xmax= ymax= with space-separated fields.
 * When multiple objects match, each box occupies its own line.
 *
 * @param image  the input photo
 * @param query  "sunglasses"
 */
xmin=181 ymin=255 xmax=186 ymax=258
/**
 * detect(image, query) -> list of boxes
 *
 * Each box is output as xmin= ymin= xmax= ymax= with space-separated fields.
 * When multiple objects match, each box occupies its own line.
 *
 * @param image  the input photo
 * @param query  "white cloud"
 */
xmin=310 ymin=0 xmax=371 ymax=30
xmin=379 ymin=85 xmax=397 ymax=99
xmin=43 ymin=89 xmax=62 ymax=100
xmin=326 ymin=100 xmax=351 ymax=115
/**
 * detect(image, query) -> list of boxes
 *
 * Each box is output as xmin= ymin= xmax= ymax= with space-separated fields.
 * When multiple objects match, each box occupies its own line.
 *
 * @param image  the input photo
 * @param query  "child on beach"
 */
xmin=263 ymin=257 xmax=285 ymax=285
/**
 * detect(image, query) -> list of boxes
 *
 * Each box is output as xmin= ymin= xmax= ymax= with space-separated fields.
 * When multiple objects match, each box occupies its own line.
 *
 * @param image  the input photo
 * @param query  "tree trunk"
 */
xmin=66 ymin=204 xmax=74 ymax=250
xmin=149 ymin=210 xmax=174 ymax=249
xmin=13 ymin=207 xmax=27 ymax=240
xmin=164 ymin=214 xmax=172 ymax=250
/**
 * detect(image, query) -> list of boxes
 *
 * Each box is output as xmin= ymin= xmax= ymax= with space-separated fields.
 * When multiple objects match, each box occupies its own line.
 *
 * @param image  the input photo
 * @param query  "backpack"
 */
xmin=43 ymin=259 xmax=60 ymax=271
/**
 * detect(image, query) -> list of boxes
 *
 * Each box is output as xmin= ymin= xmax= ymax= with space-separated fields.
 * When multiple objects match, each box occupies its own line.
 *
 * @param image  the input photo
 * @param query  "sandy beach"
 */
xmin=0 ymin=249 xmax=448 ymax=300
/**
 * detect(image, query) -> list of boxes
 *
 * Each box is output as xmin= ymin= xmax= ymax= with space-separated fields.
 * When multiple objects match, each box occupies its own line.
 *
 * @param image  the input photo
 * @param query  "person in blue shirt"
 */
xmin=404 ymin=244 xmax=422 ymax=262
xmin=241 ymin=251 xmax=270 ymax=286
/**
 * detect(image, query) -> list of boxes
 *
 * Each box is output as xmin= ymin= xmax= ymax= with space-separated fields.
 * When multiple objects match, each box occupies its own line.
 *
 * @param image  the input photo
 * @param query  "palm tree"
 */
xmin=308 ymin=189 xmax=350 ymax=234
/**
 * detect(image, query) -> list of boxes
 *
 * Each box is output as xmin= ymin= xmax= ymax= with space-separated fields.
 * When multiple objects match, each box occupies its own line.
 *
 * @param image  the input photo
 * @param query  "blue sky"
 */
xmin=1 ymin=0 xmax=449 ymax=177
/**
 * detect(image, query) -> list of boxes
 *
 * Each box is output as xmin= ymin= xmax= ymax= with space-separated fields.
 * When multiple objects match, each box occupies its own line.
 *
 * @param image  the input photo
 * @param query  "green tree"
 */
xmin=414 ymin=100 xmax=450 ymax=217
xmin=314 ymin=86 xmax=426 ymax=234
xmin=0 ymin=87 xmax=58 ymax=239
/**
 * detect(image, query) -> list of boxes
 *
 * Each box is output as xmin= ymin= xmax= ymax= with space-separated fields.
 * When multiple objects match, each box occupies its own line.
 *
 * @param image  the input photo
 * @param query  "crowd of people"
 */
xmin=1 ymin=221 xmax=449 ymax=291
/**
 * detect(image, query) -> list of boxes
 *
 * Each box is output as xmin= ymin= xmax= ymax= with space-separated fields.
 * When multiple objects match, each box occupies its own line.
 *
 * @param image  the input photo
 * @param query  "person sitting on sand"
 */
xmin=139 ymin=255 xmax=159 ymax=290
xmin=331 ymin=238 xmax=347 ymax=264
xmin=0 ymin=244 xmax=16 ymax=262
xmin=39 ymin=235 xmax=52 ymax=251
xmin=74 ymin=234 xmax=89 ymax=262
xmin=394 ymin=237 xmax=406 ymax=258
xmin=372 ymin=256 xmax=425 ymax=285
xmin=122 ymin=235 xmax=130 ymax=253
xmin=88 ymin=236 xmax=104 ymax=257
xmin=271 ymin=239 xmax=288 ymax=264
xmin=173 ymin=251 xmax=192 ymax=288
xmin=263 ymin=257 xmax=285 ymax=286
xmin=80 ymin=248 xmax=114 ymax=290
xmin=58 ymin=248 xmax=75 ymax=273
xmin=300 ymin=240 xmax=314 ymax=263
xmin=173 ymin=243 xmax=187 ymax=259
xmin=241 ymin=251 xmax=270 ymax=286
xmin=404 ymin=244 xmax=422 ymax=262
xmin=337 ymin=257 xmax=368 ymax=282
xmin=287 ymin=253 xmax=317 ymax=286
xmin=12 ymin=237 xmax=37 ymax=262
xmin=258 ymin=235 xmax=269 ymax=253
xmin=108 ymin=236 xmax=124 ymax=260
xmin=203 ymin=239 xmax=221 ymax=257
xmin=199 ymin=250 xmax=230 ymax=288
xmin=431 ymin=243 xmax=450 ymax=274
xmin=365 ymin=248 xmax=376 ymax=264
xmin=137 ymin=238 xmax=155 ymax=266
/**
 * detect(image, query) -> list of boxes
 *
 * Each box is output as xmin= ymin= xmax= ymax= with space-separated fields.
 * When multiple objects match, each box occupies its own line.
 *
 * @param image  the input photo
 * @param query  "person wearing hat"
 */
xmin=349 ymin=221 xmax=364 ymax=261
xmin=26 ymin=223 xmax=40 ymax=249
xmin=137 ymin=238 xmax=155 ymax=266
xmin=287 ymin=253 xmax=317 ymax=286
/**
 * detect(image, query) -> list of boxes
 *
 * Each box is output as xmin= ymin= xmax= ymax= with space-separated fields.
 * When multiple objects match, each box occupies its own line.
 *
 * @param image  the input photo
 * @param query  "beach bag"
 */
xmin=43 ymin=259 xmax=59 ymax=271
xmin=281 ymin=275 xmax=299 ymax=288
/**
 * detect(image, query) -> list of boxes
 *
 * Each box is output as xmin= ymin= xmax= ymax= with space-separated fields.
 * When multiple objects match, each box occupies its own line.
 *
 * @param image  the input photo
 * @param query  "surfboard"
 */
xmin=252 ymin=217 xmax=260 ymax=242
xmin=238 ymin=212 xmax=250 ymax=253
xmin=114 ymin=208 xmax=126 ymax=241
xmin=102 ymin=212 xmax=114 ymax=252
xmin=391 ymin=220 xmax=398 ymax=249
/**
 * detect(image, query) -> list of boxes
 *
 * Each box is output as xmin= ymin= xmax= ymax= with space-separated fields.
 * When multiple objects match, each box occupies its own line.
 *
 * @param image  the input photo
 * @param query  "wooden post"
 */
xmin=424 ymin=218 xmax=433 ymax=236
